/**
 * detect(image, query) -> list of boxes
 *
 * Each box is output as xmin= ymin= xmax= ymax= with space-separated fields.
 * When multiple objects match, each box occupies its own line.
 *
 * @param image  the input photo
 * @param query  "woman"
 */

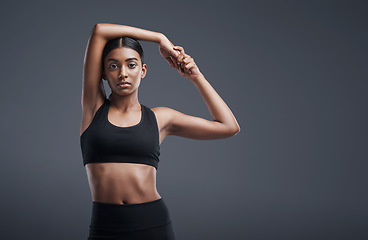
xmin=80 ymin=23 xmax=240 ymax=240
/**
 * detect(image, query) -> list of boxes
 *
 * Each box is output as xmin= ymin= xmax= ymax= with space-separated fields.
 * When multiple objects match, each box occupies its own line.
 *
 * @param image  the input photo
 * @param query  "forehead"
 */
xmin=106 ymin=47 xmax=141 ymax=61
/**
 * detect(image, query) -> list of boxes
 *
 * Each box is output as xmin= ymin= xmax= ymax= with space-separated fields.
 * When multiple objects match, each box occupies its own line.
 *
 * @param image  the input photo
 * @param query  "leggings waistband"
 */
xmin=90 ymin=197 xmax=172 ymax=232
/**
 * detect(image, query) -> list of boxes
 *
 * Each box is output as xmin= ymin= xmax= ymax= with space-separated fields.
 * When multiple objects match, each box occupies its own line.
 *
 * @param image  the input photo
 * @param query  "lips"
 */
xmin=117 ymin=81 xmax=130 ymax=86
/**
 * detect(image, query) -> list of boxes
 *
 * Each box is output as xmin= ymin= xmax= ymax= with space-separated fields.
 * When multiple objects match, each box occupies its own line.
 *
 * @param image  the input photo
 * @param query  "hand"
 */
xmin=172 ymin=46 xmax=202 ymax=81
xmin=159 ymin=35 xmax=179 ymax=68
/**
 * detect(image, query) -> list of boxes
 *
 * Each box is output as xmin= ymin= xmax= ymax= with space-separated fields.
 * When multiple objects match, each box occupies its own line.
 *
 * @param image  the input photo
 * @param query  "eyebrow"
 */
xmin=107 ymin=58 xmax=138 ymax=62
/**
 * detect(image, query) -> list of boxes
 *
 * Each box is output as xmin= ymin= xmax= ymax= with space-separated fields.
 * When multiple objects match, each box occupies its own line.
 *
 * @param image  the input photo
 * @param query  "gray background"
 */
xmin=0 ymin=0 xmax=367 ymax=239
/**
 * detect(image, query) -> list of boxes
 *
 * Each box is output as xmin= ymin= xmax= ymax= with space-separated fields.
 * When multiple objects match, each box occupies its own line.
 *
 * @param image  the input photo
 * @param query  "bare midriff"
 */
xmin=85 ymin=162 xmax=161 ymax=205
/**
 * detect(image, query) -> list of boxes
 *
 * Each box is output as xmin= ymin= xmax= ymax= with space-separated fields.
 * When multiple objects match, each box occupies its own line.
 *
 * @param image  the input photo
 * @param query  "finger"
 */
xmin=171 ymin=56 xmax=179 ymax=69
xmin=177 ymin=64 xmax=184 ymax=74
xmin=173 ymin=46 xmax=182 ymax=51
xmin=165 ymin=57 xmax=175 ymax=68
xmin=177 ymin=62 xmax=185 ymax=73
xmin=173 ymin=46 xmax=185 ymax=54
xmin=179 ymin=55 xmax=190 ymax=69
xmin=179 ymin=51 xmax=188 ymax=64
xmin=179 ymin=59 xmax=186 ymax=70
xmin=175 ymin=60 xmax=182 ymax=72
xmin=179 ymin=51 xmax=190 ymax=63
xmin=171 ymin=53 xmax=179 ymax=68
xmin=180 ymin=56 xmax=190 ymax=68
xmin=182 ymin=55 xmax=192 ymax=64
xmin=170 ymin=48 xmax=180 ymax=58
xmin=184 ymin=61 xmax=195 ymax=70
xmin=184 ymin=62 xmax=195 ymax=74
xmin=177 ymin=53 xmax=184 ymax=64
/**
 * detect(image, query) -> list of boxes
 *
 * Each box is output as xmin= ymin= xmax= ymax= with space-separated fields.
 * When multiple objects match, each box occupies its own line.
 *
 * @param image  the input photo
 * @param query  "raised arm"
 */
xmin=154 ymin=46 xmax=241 ymax=140
xmin=94 ymin=23 xmax=163 ymax=43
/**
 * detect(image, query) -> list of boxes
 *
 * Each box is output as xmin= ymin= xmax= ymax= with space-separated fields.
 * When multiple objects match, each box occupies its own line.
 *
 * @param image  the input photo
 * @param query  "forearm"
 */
xmin=192 ymin=74 xmax=240 ymax=132
xmin=94 ymin=23 xmax=164 ymax=43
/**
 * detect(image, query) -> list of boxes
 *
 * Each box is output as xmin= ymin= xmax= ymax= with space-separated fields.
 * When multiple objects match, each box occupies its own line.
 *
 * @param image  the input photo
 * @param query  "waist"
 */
xmin=86 ymin=162 xmax=159 ymax=204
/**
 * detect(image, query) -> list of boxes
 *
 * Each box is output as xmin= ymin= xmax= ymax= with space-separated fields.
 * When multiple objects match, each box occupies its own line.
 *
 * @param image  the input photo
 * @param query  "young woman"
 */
xmin=80 ymin=23 xmax=240 ymax=240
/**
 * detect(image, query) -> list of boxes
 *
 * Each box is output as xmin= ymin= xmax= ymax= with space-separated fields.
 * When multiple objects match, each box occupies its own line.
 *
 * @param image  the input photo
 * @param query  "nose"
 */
xmin=119 ymin=66 xmax=128 ymax=79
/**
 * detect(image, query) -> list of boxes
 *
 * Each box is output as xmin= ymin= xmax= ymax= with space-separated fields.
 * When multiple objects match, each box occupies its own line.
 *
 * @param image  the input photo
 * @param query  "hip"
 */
xmin=88 ymin=197 xmax=175 ymax=240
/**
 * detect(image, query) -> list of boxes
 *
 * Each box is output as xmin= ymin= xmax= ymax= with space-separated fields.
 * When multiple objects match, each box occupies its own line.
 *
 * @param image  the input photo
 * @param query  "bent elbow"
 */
xmin=93 ymin=23 xmax=103 ymax=34
xmin=93 ymin=23 xmax=110 ymax=35
xmin=224 ymin=126 xmax=241 ymax=138
xmin=232 ymin=126 xmax=241 ymax=136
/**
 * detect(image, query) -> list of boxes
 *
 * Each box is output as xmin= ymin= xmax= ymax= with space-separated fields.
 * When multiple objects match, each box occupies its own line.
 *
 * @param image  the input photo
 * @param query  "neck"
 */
xmin=109 ymin=92 xmax=140 ymax=112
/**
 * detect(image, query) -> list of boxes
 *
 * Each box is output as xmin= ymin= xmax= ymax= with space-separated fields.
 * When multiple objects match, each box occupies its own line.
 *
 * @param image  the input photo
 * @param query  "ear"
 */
xmin=141 ymin=64 xmax=148 ymax=79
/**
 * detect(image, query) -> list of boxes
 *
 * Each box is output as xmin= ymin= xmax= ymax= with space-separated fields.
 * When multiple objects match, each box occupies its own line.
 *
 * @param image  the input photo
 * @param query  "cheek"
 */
xmin=130 ymin=69 xmax=142 ymax=77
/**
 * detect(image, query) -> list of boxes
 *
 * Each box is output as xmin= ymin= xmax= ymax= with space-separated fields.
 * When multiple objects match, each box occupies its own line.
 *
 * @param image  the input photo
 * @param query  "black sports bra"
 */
xmin=80 ymin=98 xmax=160 ymax=169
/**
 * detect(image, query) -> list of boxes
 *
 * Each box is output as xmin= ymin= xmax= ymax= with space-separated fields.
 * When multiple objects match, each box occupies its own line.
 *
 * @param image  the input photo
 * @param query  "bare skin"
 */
xmin=80 ymin=23 xmax=240 ymax=205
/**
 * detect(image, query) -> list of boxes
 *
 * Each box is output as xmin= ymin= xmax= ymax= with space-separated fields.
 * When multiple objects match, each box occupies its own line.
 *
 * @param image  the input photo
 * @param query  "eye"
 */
xmin=109 ymin=63 xmax=118 ymax=70
xmin=128 ymin=62 xmax=137 ymax=68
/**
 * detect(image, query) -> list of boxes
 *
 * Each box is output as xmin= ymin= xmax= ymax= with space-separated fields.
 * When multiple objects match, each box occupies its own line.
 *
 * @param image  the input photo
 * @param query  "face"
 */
xmin=102 ymin=47 xmax=147 ymax=96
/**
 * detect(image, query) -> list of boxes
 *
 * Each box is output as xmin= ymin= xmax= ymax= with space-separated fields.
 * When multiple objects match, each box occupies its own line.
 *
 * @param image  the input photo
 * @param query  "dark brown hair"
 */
xmin=102 ymin=36 xmax=144 ymax=70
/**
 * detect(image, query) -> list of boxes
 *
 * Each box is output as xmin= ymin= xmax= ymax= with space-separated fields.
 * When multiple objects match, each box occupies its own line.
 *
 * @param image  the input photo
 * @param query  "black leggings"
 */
xmin=88 ymin=197 xmax=176 ymax=240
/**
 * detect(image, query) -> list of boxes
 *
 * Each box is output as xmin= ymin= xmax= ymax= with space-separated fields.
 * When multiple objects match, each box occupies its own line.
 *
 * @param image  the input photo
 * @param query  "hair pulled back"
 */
xmin=102 ymin=37 xmax=144 ymax=71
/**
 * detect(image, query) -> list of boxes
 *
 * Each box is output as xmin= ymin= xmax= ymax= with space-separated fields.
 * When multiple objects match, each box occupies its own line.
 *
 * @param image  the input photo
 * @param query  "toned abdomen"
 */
xmin=85 ymin=162 xmax=161 ymax=205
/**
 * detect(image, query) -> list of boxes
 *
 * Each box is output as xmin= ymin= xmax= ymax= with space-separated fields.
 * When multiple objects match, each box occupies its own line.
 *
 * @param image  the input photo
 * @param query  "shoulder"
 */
xmin=150 ymin=106 xmax=180 ymax=120
xmin=149 ymin=106 xmax=196 ymax=131
xmin=148 ymin=106 xmax=180 ymax=132
xmin=150 ymin=106 xmax=171 ymax=113
xmin=149 ymin=106 xmax=174 ymax=121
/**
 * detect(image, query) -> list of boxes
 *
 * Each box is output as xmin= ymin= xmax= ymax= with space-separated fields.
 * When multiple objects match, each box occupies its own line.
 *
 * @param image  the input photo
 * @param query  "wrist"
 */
xmin=190 ymin=72 xmax=205 ymax=84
